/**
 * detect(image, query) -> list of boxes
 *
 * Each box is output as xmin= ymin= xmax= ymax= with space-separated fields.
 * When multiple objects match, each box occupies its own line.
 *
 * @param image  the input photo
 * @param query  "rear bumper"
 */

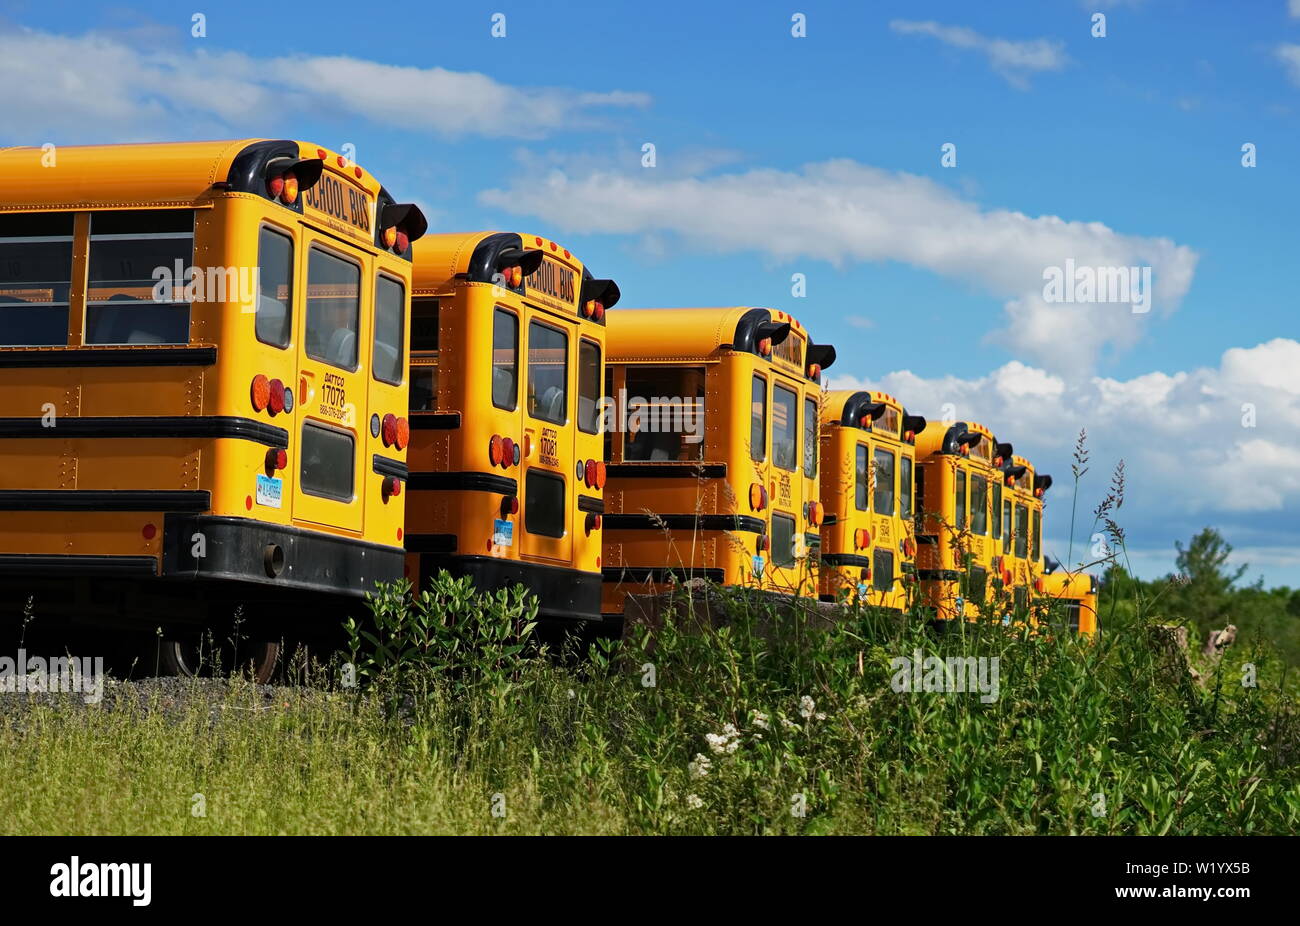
xmin=416 ymin=553 xmax=601 ymax=622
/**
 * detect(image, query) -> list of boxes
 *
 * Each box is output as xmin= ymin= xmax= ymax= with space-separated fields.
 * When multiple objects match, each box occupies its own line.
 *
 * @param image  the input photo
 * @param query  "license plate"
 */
xmin=255 ymin=474 xmax=283 ymax=509
xmin=493 ymin=519 xmax=513 ymax=547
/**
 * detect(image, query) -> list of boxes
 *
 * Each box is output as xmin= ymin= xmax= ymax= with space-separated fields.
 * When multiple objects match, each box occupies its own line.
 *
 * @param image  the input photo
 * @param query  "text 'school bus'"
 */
xmin=403 ymin=232 xmax=619 ymax=624
xmin=1039 ymin=569 xmax=1100 ymax=638
xmin=913 ymin=420 xmax=1014 ymax=623
xmin=599 ymin=307 xmax=835 ymax=618
xmin=817 ymin=391 xmax=926 ymax=611
xmin=0 ymin=140 xmax=426 ymax=679
xmin=996 ymin=452 xmax=1052 ymax=612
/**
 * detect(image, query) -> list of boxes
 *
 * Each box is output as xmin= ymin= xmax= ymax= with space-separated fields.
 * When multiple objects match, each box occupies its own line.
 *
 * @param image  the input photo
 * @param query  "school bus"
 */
xmin=913 ymin=420 xmax=1014 ymax=623
xmin=600 ymin=307 xmax=833 ymax=618
xmin=995 ymin=453 xmax=1050 ymax=614
xmin=403 ymin=232 xmax=618 ymax=624
xmin=0 ymin=139 xmax=426 ymax=680
xmin=817 ymin=390 xmax=926 ymax=611
xmin=1039 ymin=570 xmax=1100 ymax=637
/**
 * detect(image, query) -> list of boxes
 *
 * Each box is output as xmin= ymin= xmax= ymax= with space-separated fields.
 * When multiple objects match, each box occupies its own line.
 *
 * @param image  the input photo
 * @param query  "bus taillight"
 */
xmin=855 ymin=528 xmax=870 ymax=549
xmin=395 ymin=418 xmax=410 ymax=452
xmin=584 ymin=459 xmax=597 ymax=488
xmin=758 ymin=337 xmax=772 ymax=356
xmin=489 ymin=435 xmax=504 ymax=467
xmin=251 ymin=375 xmax=270 ymax=412
xmin=381 ymin=413 xmax=398 ymax=447
xmin=383 ymin=476 xmax=402 ymax=500
xmin=596 ymin=462 xmax=607 ymax=489
xmin=501 ymin=495 xmax=519 ymax=516
xmin=265 ymin=448 xmax=288 ymax=474
xmin=501 ymin=437 xmax=516 ymax=467
xmin=267 ymin=379 xmax=286 ymax=415
xmin=585 ymin=513 xmax=602 ymax=535
xmin=749 ymin=483 xmax=767 ymax=511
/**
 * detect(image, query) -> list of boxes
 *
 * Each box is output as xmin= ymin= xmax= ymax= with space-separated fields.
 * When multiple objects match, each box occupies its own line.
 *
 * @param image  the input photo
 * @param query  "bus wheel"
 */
xmin=158 ymin=635 xmax=281 ymax=684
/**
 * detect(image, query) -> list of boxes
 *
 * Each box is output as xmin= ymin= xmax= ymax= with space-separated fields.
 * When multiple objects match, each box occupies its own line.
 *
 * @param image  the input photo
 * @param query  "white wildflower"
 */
xmin=799 ymin=695 xmax=816 ymax=720
xmin=566 ymin=689 xmax=576 ymax=699
xmin=815 ymin=712 xmax=826 ymax=721
xmin=704 ymin=722 xmax=741 ymax=755
xmin=750 ymin=710 xmax=770 ymax=731
xmin=688 ymin=753 xmax=712 ymax=779
xmin=685 ymin=793 xmax=704 ymax=810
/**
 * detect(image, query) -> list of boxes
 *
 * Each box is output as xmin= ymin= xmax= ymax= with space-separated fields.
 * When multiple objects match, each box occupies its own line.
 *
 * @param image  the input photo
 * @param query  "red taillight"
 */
xmin=1004 ymin=568 xmax=1014 ymax=586
xmin=395 ymin=230 xmax=409 ymax=253
xmin=592 ymin=302 xmax=605 ymax=322
xmin=142 ymin=523 xmax=157 ymax=541
xmin=757 ymin=535 xmax=769 ymax=553
xmin=501 ymin=437 xmax=515 ymax=467
xmin=585 ymin=459 xmax=597 ymax=488
xmin=489 ymin=435 xmax=504 ymax=467
xmin=382 ymin=227 xmax=398 ymax=249
xmin=501 ymin=495 xmax=519 ymax=516
xmin=808 ymin=363 xmax=821 ymax=380
xmin=1034 ymin=577 xmax=1045 ymax=594
xmin=509 ymin=266 xmax=522 ymax=288
xmin=1035 ymin=487 xmax=1044 ymax=498
xmin=251 ymin=374 xmax=270 ymax=412
xmin=381 ymin=413 xmax=398 ymax=448
xmin=267 ymin=378 xmax=286 ymax=415
xmin=855 ymin=528 xmax=870 ymax=549
xmin=281 ymin=174 xmax=299 ymax=205
xmin=267 ymin=175 xmax=285 ymax=199
xmin=383 ymin=476 xmax=403 ymax=499
xmin=758 ymin=337 xmax=772 ymax=356
xmin=585 ymin=512 xmax=602 ymax=535
xmin=580 ymin=301 xmax=592 ymax=318
xmin=596 ymin=461 xmax=607 ymax=489
xmin=395 ymin=417 xmax=410 ymax=451
xmin=265 ymin=448 xmax=287 ymax=472
xmin=749 ymin=483 xmax=767 ymax=511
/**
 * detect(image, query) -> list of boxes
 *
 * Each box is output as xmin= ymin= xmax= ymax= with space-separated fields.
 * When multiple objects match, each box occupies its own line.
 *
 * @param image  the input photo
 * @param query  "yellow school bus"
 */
xmin=913 ymin=420 xmax=1014 ymax=623
xmin=0 ymin=139 xmax=426 ymax=679
xmin=403 ymin=232 xmax=618 ymax=624
xmin=600 ymin=307 xmax=833 ymax=617
xmin=1039 ymin=570 xmax=1100 ymax=637
xmin=817 ymin=390 xmax=926 ymax=611
xmin=995 ymin=453 xmax=1049 ymax=615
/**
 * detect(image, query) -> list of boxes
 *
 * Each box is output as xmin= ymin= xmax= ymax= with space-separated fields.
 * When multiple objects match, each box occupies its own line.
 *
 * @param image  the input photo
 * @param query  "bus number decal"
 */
xmin=539 ymin=427 xmax=560 ymax=467
xmin=777 ymin=471 xmax=792 ymax=507
xmin=320 ymin=372 xmax=348 ymax=421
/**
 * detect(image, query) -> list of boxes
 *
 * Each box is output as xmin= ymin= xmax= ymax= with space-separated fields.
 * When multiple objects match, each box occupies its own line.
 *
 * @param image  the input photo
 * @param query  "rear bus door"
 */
xmin=519 ymin=314 xmax=573 ymax=566
xmin=291 ymin=233 xmax=370 ymax=534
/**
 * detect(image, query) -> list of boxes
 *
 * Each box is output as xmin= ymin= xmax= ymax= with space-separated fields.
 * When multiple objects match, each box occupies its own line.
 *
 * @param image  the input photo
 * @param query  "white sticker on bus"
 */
xmin=493 ymin=519 xmax=514 ymax=547
xmin=256 ymin=475 xmax=283 ymax=509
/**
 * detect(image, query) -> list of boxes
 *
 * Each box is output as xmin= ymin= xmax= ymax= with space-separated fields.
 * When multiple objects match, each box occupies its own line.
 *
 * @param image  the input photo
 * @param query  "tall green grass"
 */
xmin=3 ymin=568 xmax=1296 ymax=835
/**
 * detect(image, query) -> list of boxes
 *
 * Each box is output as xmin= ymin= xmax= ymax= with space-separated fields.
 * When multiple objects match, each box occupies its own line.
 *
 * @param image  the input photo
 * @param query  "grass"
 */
xmin=2 ymin=569 xmax=1298 ymax=835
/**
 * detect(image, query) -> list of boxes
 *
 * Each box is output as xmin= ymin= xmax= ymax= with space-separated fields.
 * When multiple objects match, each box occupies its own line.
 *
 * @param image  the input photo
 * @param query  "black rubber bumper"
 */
xmin=161 ymin=514 xmax=404 ymax=597
xmin=417 ymin=554 xmax=601 ymax=622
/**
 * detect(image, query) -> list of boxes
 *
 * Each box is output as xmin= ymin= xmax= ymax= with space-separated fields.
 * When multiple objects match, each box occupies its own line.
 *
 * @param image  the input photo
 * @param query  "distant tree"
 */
xmin=1172 ymin=527 xmax=1247 ymax=633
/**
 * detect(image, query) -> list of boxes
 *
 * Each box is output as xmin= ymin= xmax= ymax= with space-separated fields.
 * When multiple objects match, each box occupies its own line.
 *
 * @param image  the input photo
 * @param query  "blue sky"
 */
xmin=4 ymin=0 xmax=1298 ymax=585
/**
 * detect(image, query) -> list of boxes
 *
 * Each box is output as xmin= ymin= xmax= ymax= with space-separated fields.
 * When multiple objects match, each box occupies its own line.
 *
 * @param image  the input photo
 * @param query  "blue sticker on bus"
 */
xmin=751 ymin=555 xmax=765 ymax=579
xmin=255 ymin=474 xmax=283 ymax=509
xmin=493 ymin=519 xmax=513 ymax=547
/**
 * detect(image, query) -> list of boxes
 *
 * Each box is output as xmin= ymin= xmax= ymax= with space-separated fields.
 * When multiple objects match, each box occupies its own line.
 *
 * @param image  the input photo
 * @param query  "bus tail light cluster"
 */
xmin=380 ymin=414 xmax=410 ymax=451
xmin=490 ymin=435 xmax=521 ymax=468
xmin=264 ymin=448 xmax=288 ymax=475
xmin=858 ymin=415 xmax=873 ymax=430
xmin=585 ymin=513 xmax=602 ymax=535
xmin=382 ymin=476 xmax=403 ymax=500
xmin=1034 ymin=487 xmax=1044 ymax=498
xmin=804 ymin=501 xmax=823 ymax=526
xmin=854 ymin=528 xmax=871 ymax=549
xmin=581 ymin=300 xmax=606 ymax=322
xmin=757 ymin=337 xmax=772 ymax=357
xmin=807 ymin=363 xmax=821 ymax=382
xmin=749 ymin=483 xmax=768 ymax=511
xmin=756 ymin=534 xmax=770 ymax=554
xmin=900 ymin=537 xmax=916 ymax=558
xmin=378 ymin=202 xmax=429 ymax=256
xmin=1034 ymin=577 xmax=1046 ymax=594
xmin=579 ymin=459 xmax=606 ymax=489
xmin=251 ymin=374 xmax=293 ymax=416
xmin=859 ymin=566 xmax=872 ymax=583
xmin=501 ymin=495 xmax=519 ymax=517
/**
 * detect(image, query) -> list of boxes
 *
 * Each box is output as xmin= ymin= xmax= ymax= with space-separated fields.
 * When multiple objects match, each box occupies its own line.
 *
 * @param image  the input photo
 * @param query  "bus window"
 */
xmin=300 ymin=423 xmax=355 ymax=501
xmin=873 ymin=448 xmax=895 ymax=516
xmin=525 ymin=470 xmax=565 ymax=537
xmin=577 ymin=339 xmax=601 ymax=434
xmin=955 ymin=470 xmax=967 ymax=529
xmin=409 ymin=298 xmax=438 ymax=412
xmin=624 ymin=366 xmax=705 ymax=462
xmin=855 ymin=444 xmax=869 ymax=511
xmin=373 ymin=275 xmax=405 ymax=385
xmin=1015 ymin=504 xmax=1028 ymax=557
xmin=772 ymin=513 xmax=796 ymax=567
xmin=750 ymin=375 xmax=767 ymax=463
xmin=255 ymin=226 xmax=293 ymax=348
xmin=603 ymin=368 xmax=615 ymax=461
xmin=86 ymin=210 xmax=193 ymax=345
xmin=1031 ymin=509 xmax=1041 ymax=561
xmin=305 ymin=247 xmax=360 ymax=370
xmin=772 ymin=384 xmax=798 ymax=471
xmin=0 ymin=212 xmax=73 ymax=346
xmin=992 ymin=480 xmax=1003 ymax=540
xmin=1002 ymin=500 xmax=1012 ymax=553
xmin=527 ymin=321 xmax=568 ymax=424
xmin=803 ymin=396 xmax=818 ymax=478
xmin=970 ymin=477 xmax=989 ymax=535
xmin=492 ymin=309 xmax=518 ymax=411
xmin=900 ymin=456 xmax=913 ymax=518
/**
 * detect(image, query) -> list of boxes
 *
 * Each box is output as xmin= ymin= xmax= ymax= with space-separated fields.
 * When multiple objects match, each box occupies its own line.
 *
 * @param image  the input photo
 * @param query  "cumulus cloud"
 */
xmin=0 ymin=27 xmax=650 ymax=141
xmin=1277 ymin=44 xmax=1300 ymax=86
xmin=889 ymin=19 xmax=1069 ymax=89
xmin=826 ymin=339 xmax=1300 ymax=577
xmin=481 ymin=159 xmax=1198 ymax=377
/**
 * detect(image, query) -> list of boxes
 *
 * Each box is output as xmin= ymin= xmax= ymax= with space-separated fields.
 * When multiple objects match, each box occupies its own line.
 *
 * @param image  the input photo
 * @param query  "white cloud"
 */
xmin=826 ymin=339 xmax=1300 ymax=579
xmin=481 ymin=159 xmax=1198 ymax=377
xmin=0 ymin=27 xmax=649 ymax=141
xmin=889 ymin=19 xmax=1069 ymax=89
xmin=1277 ymin=44 xmax=1300 ymax=87
xmin=1291 ymin=0 xmax=1300 ymax=19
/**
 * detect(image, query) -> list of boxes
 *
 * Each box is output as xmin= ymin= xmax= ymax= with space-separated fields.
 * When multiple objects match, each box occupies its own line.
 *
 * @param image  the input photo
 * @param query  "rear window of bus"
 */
xmin=873 ymin=448 xmax=895 ymax=516
xmin=373 ymin=275 xmax=405 ymax=386
xmin=0 ymin=212 xmax=74 ymax=346
xmin=970 ymin=476 xmax=989 ymax=535
xmin=527 ymin=321 xmax=568 ymax=425
xmin=256 ymin=225 xmax=293 ymax=348
xmin=772 ymin=384 xmax=798 ymax=472
xmin=750 ymin=376 xmax=767 ymax=463
xmin=577 ymin=339 xmax=601 ymax=434
xmin=305 ymin=247 xmax=360 ymax=370
xmin=623 ymin=366 xmax=706 ymax=462
xmin=803 ymin=396 xmax=817 ymax=478
xmin=492 ymin=308 xmax=518 ymax=411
